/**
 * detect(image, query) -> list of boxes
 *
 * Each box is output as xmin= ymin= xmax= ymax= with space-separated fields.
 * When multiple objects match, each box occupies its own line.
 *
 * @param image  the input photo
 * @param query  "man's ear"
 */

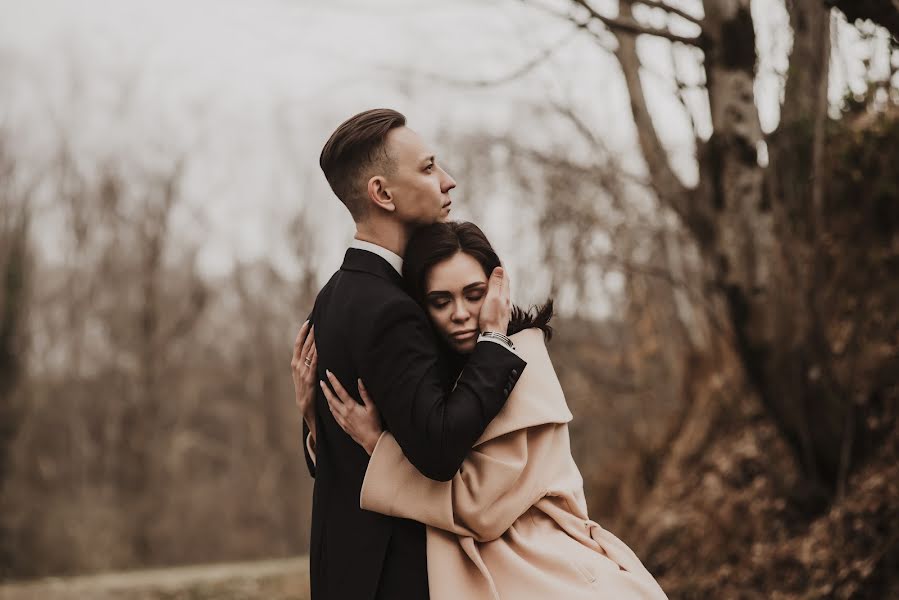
xmin=366 ymin=176 xmax=395 ymax=213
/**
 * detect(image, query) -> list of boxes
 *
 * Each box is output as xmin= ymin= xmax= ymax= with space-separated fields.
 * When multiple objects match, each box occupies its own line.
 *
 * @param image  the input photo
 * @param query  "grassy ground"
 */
xmin=0 ymin=557 xmax=310 ymax=600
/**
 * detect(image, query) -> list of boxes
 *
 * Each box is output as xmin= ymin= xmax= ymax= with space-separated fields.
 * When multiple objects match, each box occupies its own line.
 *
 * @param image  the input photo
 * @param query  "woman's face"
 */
xmin=424 ymin=251 xmax=489 ymax=354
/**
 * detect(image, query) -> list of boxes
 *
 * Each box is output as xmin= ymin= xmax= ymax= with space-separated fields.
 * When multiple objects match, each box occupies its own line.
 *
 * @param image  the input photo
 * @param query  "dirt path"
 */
xmin=0 ymin=557 xmax=309 ymax=600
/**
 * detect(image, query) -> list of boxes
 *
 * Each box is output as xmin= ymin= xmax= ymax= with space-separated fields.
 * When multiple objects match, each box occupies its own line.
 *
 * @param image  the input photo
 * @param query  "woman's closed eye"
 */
xmin=430 ymin=293 xmax=483 ymax=309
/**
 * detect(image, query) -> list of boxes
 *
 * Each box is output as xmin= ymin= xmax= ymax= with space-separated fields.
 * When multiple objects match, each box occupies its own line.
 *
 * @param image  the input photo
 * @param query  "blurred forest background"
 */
xmin=1 ymin=0 xmax=898 ymax=598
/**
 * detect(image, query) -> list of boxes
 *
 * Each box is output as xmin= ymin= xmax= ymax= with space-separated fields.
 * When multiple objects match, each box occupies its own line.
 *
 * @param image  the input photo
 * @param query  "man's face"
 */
xmin=382 ymin=127 xmax=456 ymax=226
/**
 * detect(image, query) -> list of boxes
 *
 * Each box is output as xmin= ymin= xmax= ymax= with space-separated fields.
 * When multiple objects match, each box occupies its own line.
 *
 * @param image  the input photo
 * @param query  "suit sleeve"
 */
xmin=354 ymin=298 xmax=526 ymax=481
xmin=359 ymin=428 xmax=554 ymax=542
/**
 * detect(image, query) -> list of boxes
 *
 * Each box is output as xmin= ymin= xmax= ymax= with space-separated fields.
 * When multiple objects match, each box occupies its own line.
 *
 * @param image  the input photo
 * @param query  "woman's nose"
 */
xmin=451 ymin=305 xmax=469 ymax=322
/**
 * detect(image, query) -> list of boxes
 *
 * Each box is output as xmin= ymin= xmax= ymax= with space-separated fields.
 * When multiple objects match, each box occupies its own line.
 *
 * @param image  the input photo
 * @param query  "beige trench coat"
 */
xmin=359 ymin=328 xmax=668 ymax=600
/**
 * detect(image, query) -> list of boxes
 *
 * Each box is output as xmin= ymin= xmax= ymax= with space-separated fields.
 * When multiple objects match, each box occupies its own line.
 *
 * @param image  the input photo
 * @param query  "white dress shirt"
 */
xmin=350 ymin=238 xmax=403 ymax=277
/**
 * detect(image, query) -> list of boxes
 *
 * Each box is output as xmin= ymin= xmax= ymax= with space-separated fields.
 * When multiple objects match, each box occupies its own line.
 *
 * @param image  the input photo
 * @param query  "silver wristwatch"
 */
xmin=478 ymin=330 xmax=515 ymax=350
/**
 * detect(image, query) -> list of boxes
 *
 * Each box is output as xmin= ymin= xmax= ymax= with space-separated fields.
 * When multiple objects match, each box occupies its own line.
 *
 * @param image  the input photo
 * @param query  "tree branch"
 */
xmin=548 ymin=100 xmax=612 ymax=155
xmin=668 ymin=48 xmax=703 ymax=142
xmin=519 ymin=0 xmax=617 ymax=51
xmin=523 ymin=0 xmax=701 ymax=233
xmin=613 ymin=2 xmax=692 ymax=220
xmin=547 ymin=100 xmax=652 ymax=194
xmin=624 ymin=0 xmax=705 ymax=26
xmin=503 ymin=139 xmax=651 ymax=189
xmin=570 ymin=0 xmax=705 ymax=46
xmin=827 ymin=0 xmax=899 ymax=41
xmin=593 ymin=251 xmax=729 ymax=338
xmin=377 ymin=25 xmax=583 ymax=88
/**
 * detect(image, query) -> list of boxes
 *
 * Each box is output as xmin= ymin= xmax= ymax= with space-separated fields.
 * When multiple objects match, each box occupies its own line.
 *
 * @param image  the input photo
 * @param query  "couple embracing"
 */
xmin=290 ymin=109 xmax=667 ymax=600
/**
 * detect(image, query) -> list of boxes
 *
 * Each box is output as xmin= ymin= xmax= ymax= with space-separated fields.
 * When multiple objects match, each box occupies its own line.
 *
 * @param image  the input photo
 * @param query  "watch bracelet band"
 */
xmin=479 ymin=330 xmax=515 ymax=350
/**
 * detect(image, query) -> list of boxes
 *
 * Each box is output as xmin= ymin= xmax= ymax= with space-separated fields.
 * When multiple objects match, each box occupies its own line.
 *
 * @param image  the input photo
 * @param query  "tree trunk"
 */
xmin=613 ymin=0 xmax=846 ymax=492
xmin=0 ymin=200 xmax=30 ymax=575
xmin=762 ymin=0 xmax=845 ymax=491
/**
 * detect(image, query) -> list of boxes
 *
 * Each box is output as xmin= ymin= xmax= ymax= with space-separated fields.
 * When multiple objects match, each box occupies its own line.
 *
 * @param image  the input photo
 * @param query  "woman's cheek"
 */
xmin=427 ymin=306 xmax=451 ymax=339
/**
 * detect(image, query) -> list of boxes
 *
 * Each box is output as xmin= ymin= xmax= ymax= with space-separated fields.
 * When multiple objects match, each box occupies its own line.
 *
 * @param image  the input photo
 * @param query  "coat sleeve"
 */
xmin=302 ymin=419 xmax=316 ymax=478
xmin=353 ymin=297 xmax=526 ymax=482
xmin=360 ymin=426 xmax=558 ymax=543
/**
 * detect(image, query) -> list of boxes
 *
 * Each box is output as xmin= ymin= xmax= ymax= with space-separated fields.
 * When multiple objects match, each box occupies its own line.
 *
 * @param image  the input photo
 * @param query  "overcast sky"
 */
xmin=0 ymin=0 xmax=887 ymax=307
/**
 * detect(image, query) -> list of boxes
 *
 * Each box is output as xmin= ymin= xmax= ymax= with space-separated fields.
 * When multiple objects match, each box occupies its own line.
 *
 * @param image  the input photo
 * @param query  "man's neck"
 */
xmin=354 ymin=220 xmax=410 ymax=257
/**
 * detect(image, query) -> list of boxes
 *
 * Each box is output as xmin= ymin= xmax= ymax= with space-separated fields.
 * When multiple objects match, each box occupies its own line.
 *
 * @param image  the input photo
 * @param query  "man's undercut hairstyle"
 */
xmin=319 ymin=108 xmax=407 ymax=221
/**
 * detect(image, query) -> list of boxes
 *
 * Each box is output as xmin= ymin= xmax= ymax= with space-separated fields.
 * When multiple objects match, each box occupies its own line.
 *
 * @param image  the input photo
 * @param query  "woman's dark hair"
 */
xmin=402 ymin=221 xmax=554 ymax=341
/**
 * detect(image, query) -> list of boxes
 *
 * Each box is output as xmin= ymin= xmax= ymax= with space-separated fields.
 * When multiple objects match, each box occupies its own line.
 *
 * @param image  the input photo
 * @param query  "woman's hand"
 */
xmin=320 ymin=372 xmax=383 ymax=456
xmin=478 ymin=266 xmax=511 ymax=335
xmin=291 ymin=320 xmax=318 ymax=442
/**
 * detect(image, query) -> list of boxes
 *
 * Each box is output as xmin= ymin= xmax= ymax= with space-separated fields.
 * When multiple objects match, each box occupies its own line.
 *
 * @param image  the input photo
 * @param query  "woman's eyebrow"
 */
xmin=426 ymin=283 xmax=485 ymax=298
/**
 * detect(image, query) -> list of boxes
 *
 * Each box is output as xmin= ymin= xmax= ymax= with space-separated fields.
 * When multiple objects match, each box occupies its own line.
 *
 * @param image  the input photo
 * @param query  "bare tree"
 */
xmin=526 ymin=0 xmax=896 ymax=497
xmin=506 ymin=0 xmax=899 ymax=595
xmin=0 ymin=135 xmax=32 ymax=576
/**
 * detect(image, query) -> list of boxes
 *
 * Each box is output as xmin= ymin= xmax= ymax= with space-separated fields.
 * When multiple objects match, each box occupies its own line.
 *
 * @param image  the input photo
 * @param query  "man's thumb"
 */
xmin=491 ymin=266 xmax=504 ymax=280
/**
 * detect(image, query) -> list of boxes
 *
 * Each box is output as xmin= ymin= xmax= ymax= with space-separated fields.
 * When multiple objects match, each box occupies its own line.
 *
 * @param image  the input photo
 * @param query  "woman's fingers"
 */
xmin=300 ymin=324 xmax=315 ymax=365
xmin=358 ymin=379 xmax=380 ymax=419
xmin=488 ymin=267 xmax=502 ymax=298
xmin=303 ymin=349 xmax=318 ymax=384
xmin=325 ymin=398 xmax=346 ymax=430
xmin=294 ymin=320 xmax=309 ymax=352
xmin=357 ymin=379 xmax=371 ymax=405
xmin=320 ymin=380 xmax=345 ymax=417
xmin=499 ymin=265 xmax=510 ymax=304
xmin=305 ymin=335 xmax=318 ymax=376
xmin=291 ymin=321 xmax=309 ymax=368
xmin=325 ymin=370 xmax=354 ymax=405
xmin=309 ymin=345 xmax=318 ymax=372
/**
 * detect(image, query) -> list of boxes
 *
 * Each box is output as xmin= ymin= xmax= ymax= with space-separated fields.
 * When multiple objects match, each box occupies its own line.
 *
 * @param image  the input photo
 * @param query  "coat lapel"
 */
xmin=475 ymin=328 xmax=572 ymax=446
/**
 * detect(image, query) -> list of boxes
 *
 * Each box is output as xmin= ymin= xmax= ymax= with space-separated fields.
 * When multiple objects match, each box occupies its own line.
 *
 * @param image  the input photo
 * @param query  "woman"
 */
xmin=295 ymin=222 xmax=667 ymax=600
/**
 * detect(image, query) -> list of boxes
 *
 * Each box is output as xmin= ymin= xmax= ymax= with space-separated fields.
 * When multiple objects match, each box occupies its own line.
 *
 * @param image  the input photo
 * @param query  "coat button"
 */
xmin=511 ymin=369 xmax=518 ymax=377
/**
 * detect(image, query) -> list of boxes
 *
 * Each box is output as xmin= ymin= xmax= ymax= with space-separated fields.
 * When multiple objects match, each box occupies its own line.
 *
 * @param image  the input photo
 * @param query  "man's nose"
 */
xmin=440 ymin=169 xmax=456 ymax=193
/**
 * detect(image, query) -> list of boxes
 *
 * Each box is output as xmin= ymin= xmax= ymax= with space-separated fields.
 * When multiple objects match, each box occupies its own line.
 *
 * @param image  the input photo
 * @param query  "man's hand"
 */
xmin=320 ymin=372 xmax=383 ymax=456
xmin=291 ymin=320 xmax=317 ymax=442
xmin=477 ymin=266 xmax=511 ymax=335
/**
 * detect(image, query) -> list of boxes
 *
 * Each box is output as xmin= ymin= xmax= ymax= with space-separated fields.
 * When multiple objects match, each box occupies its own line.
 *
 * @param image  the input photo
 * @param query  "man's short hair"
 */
xmin=319 ymin=108 xmax=407 ymax=221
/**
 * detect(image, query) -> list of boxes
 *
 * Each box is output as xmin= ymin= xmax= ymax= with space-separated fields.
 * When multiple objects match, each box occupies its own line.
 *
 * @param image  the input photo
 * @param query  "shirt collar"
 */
xmin=349 ymin=238 xmax=403 ymax=277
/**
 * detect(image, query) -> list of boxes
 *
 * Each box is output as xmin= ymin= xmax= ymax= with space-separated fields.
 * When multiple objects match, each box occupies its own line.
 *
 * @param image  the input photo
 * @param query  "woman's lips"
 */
xmin=451 ymin=330 xmax=477 ymax=341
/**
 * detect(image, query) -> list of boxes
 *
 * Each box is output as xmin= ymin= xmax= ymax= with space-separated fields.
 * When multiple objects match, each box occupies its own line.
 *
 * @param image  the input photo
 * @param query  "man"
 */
xmin=294 ymin=109 xmax=526 ymax=599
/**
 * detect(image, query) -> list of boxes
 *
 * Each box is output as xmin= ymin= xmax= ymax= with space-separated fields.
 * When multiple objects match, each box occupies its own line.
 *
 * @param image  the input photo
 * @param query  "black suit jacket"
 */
xmin=302 ymin=248 xmax=526 ymax=600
